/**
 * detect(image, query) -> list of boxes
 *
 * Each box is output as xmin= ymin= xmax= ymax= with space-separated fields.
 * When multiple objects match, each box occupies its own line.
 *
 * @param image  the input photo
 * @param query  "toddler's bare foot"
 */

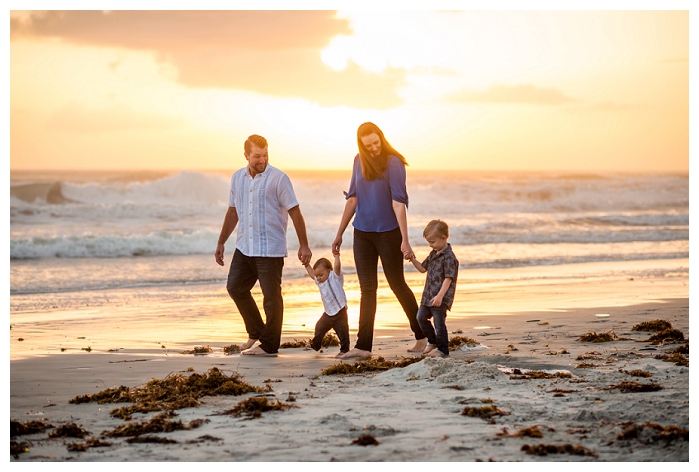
xmin=423 ymin=343 xmax=437 ymax=354
xmin=408 ymin=338 xmax=428 ymax=353
xmin=427 ymin=350 xmax=447 ymax=358
xmin=241 ymin=346 xmax=277 ymax=356
xmin=339 ymin=348 xmax=372 ymax=359
xmin=241 ymin=338 xmax=258 ymax=350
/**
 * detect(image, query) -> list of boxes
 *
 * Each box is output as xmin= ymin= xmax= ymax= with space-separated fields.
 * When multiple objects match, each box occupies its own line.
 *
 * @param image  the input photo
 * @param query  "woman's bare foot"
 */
xmin=408 ymin=338 xmax=428 ymax=353
xmin=335 ymin=351 xmax=348 ymax=358
xmin=241 ymin=345 xmax=277 ymax=356
xmin=427 ymin=350 xmax=447 ymax=358
xmin=338 ymin=348 xmax=372 ymax=359
xmin=423 ymin=343 xmax=437 ymax=354
xmin=241 ymin=338 xmax=258 ymax=350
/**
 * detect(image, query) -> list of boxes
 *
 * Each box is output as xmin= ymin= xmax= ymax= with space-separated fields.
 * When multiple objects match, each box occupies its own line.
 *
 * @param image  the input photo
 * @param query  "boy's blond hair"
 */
xmin=423 ymin=219 xmax=449 ymax=239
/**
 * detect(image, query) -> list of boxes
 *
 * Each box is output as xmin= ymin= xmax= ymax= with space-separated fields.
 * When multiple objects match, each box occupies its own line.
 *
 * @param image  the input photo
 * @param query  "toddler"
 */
xmin=409 ymin=220 xmax=459 ymax=358
xmin=304 ymin=254 xmax=350 ymax=357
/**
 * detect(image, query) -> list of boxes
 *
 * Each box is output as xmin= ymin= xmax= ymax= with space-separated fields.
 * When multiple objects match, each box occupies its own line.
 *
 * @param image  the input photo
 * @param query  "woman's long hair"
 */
xmin=356 ymin=122 xmax=408 ymax=181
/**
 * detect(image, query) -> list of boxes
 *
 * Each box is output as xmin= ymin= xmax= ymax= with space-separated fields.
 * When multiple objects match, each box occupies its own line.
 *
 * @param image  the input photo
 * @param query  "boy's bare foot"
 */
xmin=241 ymin=338 xmax=258 ymax=350
xmin=241 ymin=346 xmax=277 ymax=356
xmin=427 ymin=350 xmax=447 ymax=358
xmin=407 ymin=338 xmax=428 ymax=353
xmin=338 ymin=348 xmax=372 ymax=359
xmin=423 ymin=343 xmax=437 ymax=354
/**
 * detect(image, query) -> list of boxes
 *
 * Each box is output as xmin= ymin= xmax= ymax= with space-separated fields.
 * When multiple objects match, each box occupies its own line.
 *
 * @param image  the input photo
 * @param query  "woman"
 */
xmin=332 ymin=122 xmax=427 ymax=359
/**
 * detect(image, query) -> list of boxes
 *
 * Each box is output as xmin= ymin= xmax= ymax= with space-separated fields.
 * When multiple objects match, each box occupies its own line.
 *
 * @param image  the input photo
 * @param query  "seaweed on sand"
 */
xmin=352 ymin=434 xmax=379 ymax=446
xmin=223 ymin=344 xmax=241 ymax=354
xmin=577 ymin=330 xmax=618 ymax=343
xmin=66 ymin=437 xmax=112 ymax=452
xmin=631 ymin=319 xmax=673 ymax=332
xmin=654 ymin=352 xmax=689 ymax=367
xmin=574 ymin=362 xmax=602 ymax=369
xmin=521 ymin=443 xmax=598 ymax=458
xmin=670 ymin=344 xmax=689 ymax=355
xmin=10 ymin=440 xmax=30 ymax=459
xmin=461 ymin=405 xmax=510 ymax=419
xmin=619 ymin=369 xmax=653 ymax=378
xmin=320 ymin=356 xmax=425 ymax=376
xmin=575 ymin=351 xmax=604 ymax=361
xmin=11 ymin=419 xmax=54 ymax=437
xmin=647 ymin=328 xmax=685 ymax=345
xmin=497 ymin=426 xmax=544 ymax=438
xmin=449 ymin=336 xmax=479 ymax=350
xmin=616 ymin=422 xmax=689 ymax=442
xmin=280 ymin=334 xmax=340 ymax=349
xmin=103 ymin=411 xmax=209 ymax=437
xmin=217 ymin=396 xmax=295 ymax=419
xmin=180 ymin=345 xmax=213 ymax=355
xmin=509 ymin=369 xmax=573 ymax=380
xmin=606 ymin=381 xmax=663 ymax=393
xmin=126 ymin=435 xmax=178 ymax=444
xmin=49 ymin=423 xmax=91 ymax=439
xmin=280 ymin=339 xmax=309 ymax=349
xmin=69 ymin=367 xmax=268 ymax=420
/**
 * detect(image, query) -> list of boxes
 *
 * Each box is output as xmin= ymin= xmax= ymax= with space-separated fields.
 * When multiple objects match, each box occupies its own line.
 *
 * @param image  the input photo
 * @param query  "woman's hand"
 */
xmin=332 ymin=235 xmax=343 ymax=256
xmin=401 ymin=240 xmax=414 ymax=260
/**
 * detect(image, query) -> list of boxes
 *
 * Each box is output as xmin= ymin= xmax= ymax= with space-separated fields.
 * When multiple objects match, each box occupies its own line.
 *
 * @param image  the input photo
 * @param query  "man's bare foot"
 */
xmin=241 ymin=338 xmax=258 ymax=350
xmin=427 ymin=350 xmax=447 ymax=358
xmin=408 ymin=338 xmax=428 ymax=353
xmin=338 ymin=348 xmax=372 ymax=359
xmin=423 ymin=343 xmax=437 ymax=354
xmin=241 ymin=345 xmax=277 ymax=356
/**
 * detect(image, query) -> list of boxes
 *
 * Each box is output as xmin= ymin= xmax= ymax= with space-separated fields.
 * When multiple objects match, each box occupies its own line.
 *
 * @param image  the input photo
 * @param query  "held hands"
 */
xmin=401 ymin=240 xmax=415 ymax=261
xmin=331 ymin=235 xmax=342 ymax=256
xmin=298 ymin=245 xmax=312 ymax=266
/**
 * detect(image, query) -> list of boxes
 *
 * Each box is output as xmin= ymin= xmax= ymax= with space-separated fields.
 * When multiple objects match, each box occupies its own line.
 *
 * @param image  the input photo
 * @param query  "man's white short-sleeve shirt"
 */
xmin=229 ymin=165 xmax=299 ymax=257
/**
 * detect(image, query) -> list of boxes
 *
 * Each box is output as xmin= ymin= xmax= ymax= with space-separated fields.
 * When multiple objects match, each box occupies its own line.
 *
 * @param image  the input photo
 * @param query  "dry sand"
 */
xmin=9 ymin=266 xmax=690 ymax=462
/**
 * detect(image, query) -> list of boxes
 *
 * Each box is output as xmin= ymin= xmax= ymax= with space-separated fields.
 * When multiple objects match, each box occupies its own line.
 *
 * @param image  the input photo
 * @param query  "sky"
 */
xmin=8 ymin=6 xmax=691 ymax=172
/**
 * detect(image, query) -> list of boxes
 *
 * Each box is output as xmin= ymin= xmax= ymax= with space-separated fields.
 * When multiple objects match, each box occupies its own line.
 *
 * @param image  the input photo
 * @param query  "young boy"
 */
xmin=303 ymin=253 xmax=350 ymax=358
xmin=409 ymin=220 xmax=459 ymax=358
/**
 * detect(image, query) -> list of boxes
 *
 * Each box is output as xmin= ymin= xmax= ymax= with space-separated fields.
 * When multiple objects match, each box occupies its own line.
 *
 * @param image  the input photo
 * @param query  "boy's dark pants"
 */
xmin=417 ymin=303 xmax=449 ymax=356
xmin=226 ymin=249 xmax=284 ymax=354
xmin=311 ymin=306 xmax=350 ymax=353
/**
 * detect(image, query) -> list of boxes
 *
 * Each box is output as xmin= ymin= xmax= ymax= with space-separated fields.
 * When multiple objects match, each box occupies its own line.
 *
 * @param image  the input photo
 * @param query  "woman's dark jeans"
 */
xmin=417 ymin=303 xmax=449 ymax=356
xmin=353 ymin=227 xmax=424 ymax=351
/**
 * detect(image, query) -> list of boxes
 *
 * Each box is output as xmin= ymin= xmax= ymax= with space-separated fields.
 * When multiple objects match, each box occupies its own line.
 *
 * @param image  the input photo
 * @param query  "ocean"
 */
xmin=10 ymin=169 xmax=689 ymax=304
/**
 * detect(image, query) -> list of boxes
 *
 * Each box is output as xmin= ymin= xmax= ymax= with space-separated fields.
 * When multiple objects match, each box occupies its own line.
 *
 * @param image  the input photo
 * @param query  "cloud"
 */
xmin=11 ymin=11 xmax=405 ymax=109
xmin=446 ymin=83 xmax=577 ymax=105
xmin=45 ymin=102 xmax=186 ymax=133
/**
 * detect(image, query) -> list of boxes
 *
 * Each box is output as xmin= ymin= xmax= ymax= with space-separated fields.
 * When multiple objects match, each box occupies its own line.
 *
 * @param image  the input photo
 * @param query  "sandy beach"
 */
xmin=9 ymin=260 xmax=690 ymax=462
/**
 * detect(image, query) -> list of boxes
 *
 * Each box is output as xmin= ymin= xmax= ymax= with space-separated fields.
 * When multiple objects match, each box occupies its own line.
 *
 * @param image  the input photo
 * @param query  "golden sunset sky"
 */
xmin=9 ymin=6 xmax=690 ymax=172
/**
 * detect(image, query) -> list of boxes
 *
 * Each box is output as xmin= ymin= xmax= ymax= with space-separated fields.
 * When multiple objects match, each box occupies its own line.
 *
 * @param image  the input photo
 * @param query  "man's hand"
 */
xmin=298 ymin=245 xmax=312 ymax=266
xmin=215 ymin=243 xmax=226 ymax=266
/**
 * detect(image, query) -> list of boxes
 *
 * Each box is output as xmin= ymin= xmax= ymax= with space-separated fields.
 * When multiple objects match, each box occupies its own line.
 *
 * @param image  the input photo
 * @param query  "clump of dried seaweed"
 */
xmin=606 ymin=381 xmax=663 ymax=393
xmin=280 ymin=338 xmax=309 ymax=349
xmin=575 ymin=352 xmax=605 ymax=361
xmin=619 ymin=369 xmax=653 ymax=378
xmin=180 ymin=345 xmax=213 ymax=355
xmin=217 ymin=396 xmax=295 ymax=419
xmin=320 ymin=356 xmax=424 ymax=376
xmin=461 ymin=405 xmax=510 ymax=419
xmin=69 ymin=367 xmax=268 ymax=420
xmin=441 ymin=385 xmax=465 ymax=390
xmin=574 ymin=362 xmax=602 ymax=369
xmin=186 ymin=435 xmax=222 ymax=444
xmin=11 ymin=419 xmax=54 ymax=437
xmin=352 ymin=434 xmax=379 ymax=446
xmin=223 ymin=344 xmax=241 ymax=354
xmin=647 ymin=328 xmax=685 ymax=345
xmin=49 ymin=423 xmax=91 ymax=439
xmin=126 ymin=435 xmax=179 ymax=444
xmin=616 ymin=421 xmax=689 ymax=442
xmin=548 ymin=388 xmax=578 ymax=394
xmin=449 ymin=336 xmax=479 ymax=350
xmin=66 ymin=437 xmax=112 ymax=452
xmin=10 ymin=440 xmax=30 ymax=459
xmin=521 ymin=443 xmax=598 ymax=458
xmin=631 ymin=319 xmax=673 ymax=332
xmin=654 ymin=352 xmax=689 ymax=367
xmin=509 ymin=368 xmax=573 ymax=380
xmin=577 ymin=330 xmax=618 ymax=343
xmin=497 ymin=426 xmax=544 ymax=438
xmin=669 ymin=344 xmax=689 ymax=355
xmin=103 ymin=411 xmax=208 ymax=437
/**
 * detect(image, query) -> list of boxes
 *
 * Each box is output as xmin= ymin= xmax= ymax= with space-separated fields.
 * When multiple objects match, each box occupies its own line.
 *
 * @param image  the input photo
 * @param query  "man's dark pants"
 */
xmin=227 ymin=248 xmax=284 ymax=353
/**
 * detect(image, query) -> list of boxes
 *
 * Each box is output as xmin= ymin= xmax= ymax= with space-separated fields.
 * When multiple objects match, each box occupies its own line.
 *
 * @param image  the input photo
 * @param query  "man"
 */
xmin=215 ymin=134 xmax=312 ymax=356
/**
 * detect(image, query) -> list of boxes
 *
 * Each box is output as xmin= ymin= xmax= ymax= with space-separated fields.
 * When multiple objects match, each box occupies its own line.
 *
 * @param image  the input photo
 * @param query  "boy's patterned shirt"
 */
xmin=420 ymin=243 xmax=459 ymax=310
